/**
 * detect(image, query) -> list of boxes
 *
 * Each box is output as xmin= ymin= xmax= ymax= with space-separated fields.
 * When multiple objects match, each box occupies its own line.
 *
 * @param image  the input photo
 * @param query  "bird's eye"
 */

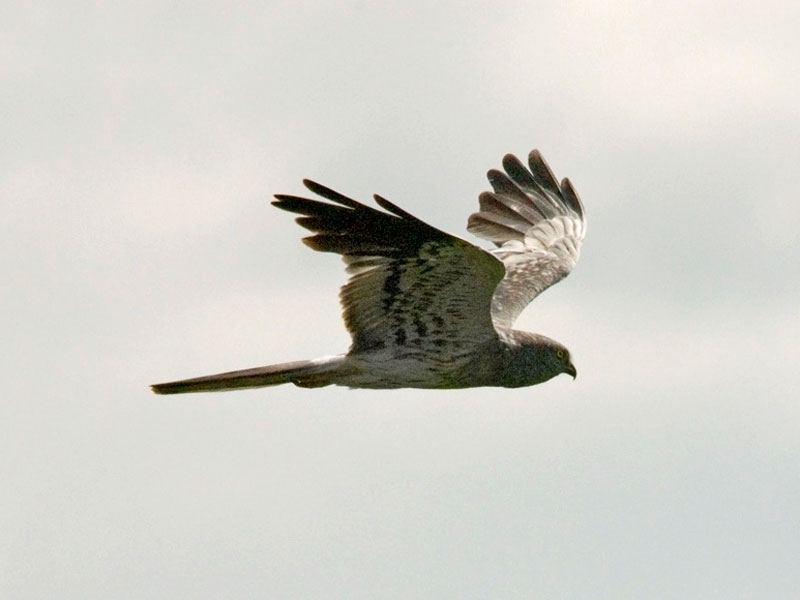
xmin=556 ymin=349 xmax=565 ymax=359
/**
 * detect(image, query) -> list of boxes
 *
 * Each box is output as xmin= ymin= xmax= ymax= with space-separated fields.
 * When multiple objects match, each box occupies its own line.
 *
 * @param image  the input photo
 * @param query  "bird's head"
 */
xmin=536 ymin=338 xmax=576 ymax=380
xmin=554 ymin=344 xmax=577 ymax=380
xmin=505 ymin=332 xmax=577 ymax=387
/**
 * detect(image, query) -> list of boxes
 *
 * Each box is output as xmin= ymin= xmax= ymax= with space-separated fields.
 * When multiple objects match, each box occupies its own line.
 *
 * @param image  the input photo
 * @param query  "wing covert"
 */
xmin=273 ymin=181 xmax=505 ymax=355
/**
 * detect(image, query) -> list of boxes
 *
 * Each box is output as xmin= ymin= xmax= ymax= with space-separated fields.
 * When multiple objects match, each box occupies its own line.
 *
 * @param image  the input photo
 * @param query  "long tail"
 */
xmin=151 ymin=355 xmax=349 ymax=395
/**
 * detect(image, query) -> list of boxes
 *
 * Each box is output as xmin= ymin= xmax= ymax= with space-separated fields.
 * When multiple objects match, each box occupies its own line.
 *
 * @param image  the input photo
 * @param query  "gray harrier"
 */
xmin=152 ymin=150 xmax=585 ymax=393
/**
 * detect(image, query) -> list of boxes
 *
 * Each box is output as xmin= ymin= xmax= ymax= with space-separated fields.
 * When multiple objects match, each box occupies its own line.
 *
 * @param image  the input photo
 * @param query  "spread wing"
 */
xmin=467 ymin=150 xmax=586 ymax=330
xmin=272 ymin=181 xmax=505 ymax=355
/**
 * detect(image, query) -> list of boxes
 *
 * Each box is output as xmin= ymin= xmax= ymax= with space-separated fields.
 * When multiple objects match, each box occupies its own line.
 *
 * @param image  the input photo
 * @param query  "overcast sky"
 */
xmin=3 ymin=1 xmax=799 ymax=598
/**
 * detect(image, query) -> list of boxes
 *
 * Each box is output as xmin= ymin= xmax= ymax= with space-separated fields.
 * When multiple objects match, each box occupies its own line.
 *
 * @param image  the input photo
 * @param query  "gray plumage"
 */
xmin=151 ymin=149 xmax=585 ymax=394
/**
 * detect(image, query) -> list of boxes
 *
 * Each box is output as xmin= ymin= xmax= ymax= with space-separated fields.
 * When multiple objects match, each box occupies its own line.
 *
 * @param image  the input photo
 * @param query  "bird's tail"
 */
xmin=151 ymin=355 xmax=350 ymax=395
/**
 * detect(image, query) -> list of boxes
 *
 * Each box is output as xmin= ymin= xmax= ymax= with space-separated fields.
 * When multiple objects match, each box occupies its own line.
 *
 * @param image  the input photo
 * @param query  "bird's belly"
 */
xmin=338 ymin=349 xmax=480 ymax=389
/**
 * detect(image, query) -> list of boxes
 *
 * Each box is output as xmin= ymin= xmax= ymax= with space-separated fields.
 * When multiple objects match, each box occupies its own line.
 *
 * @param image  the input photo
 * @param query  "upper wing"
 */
xmin=273 ymin=180 xmax=505 ymax=355
xmin=467 ymin=150 xmax=586 ymax=330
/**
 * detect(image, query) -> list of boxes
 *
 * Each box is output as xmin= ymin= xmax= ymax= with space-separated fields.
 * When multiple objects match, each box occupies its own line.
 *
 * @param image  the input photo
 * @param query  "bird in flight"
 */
xmin=151 ymin=149 xmax=585 ymax=393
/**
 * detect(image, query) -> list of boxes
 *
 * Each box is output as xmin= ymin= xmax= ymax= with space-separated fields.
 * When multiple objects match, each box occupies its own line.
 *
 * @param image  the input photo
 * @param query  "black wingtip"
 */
xmin=301 ymin=178 xmax=321 ymax=191
xmin=560 ymin=177 xmax=584 ymax=217
xmin=527 ymin=150 xmax=560 ymax=194
xmin=271 ymin=193 xmax=293 ymax=208
xmin=302 ymin=179 xmax=362 ymax=208
xmin=373 ymin=193 xmax=428 ymax=223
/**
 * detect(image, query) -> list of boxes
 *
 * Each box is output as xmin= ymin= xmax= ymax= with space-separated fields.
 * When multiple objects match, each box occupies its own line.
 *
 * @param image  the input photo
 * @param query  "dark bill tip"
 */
xmin=566 ymin=363 xmax=577 ymax=380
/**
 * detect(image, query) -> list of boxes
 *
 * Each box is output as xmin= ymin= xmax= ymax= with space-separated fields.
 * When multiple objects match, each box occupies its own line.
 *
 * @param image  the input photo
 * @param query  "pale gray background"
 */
xmin=3 ymin=1 xmax=799 ymax=598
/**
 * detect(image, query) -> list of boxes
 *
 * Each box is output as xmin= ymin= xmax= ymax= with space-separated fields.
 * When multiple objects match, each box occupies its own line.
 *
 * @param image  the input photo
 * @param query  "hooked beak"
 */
xmin=566 ymin=362 xmax=577 ymax=380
